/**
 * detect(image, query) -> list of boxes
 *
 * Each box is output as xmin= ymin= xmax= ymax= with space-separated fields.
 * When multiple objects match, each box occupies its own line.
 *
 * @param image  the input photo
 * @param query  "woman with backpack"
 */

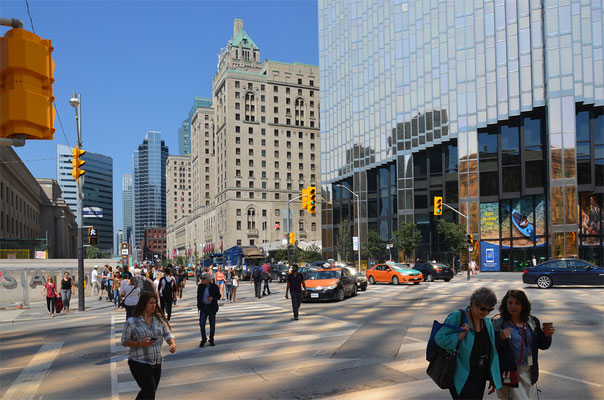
xmin=120 ymin=277 xmax=141 ymax=319
xmin=493 ymin=290 xmax=554 ymax=400
xmin=435 ymin=287 xmax=502 ymax=399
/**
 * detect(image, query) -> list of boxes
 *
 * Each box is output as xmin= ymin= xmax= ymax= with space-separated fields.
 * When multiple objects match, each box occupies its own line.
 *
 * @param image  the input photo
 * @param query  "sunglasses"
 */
xmin=480 ymin=306 xmax=494 ymax=313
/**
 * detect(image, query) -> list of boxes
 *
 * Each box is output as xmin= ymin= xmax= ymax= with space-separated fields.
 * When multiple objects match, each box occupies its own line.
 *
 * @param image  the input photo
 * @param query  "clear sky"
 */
xmin=2 ymin=0 xmax=319 ymax=245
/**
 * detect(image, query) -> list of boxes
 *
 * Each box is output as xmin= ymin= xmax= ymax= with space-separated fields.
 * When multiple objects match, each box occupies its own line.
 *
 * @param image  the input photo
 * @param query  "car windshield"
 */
xmin=309 ymin=270 xmax=341 ymax=280
xmin=277 ymin=265 xmax=289 ymax=271
xmin=388 ymin=263 xmax=412 ymax=271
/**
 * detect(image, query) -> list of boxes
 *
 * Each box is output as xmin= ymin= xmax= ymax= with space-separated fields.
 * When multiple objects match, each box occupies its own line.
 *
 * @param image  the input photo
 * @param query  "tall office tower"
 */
xmin=318 ymin=0 xmax=604 ymax=269
xmin=57 ymin=144 xmax=114 ymax=254
xmin=178 ymin=97 xmax=212 ymax=156
xmin=166 ymin=155 xmax=192 ymax=224
xmin=166 ymin=19 xmax=322 ymax=256
xmin=122 ymin=174 xmax=133 ymax=245
xmin=132 ymin=131 xmax=169 ymax=252
xmin=116 ymin=229 xmax=123 ymax=255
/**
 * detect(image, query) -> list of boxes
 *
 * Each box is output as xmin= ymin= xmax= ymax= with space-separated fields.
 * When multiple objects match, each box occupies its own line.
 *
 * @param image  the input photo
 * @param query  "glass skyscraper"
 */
xmin=122 ymin=174 xmax=133 ymax=245
xmin=133 ymin=131 xmax=169 ymax=250
xmin=57 ymin=144 xmax=114 ymax=253
xmin=319 ymin=0 xmax=604 ymax=269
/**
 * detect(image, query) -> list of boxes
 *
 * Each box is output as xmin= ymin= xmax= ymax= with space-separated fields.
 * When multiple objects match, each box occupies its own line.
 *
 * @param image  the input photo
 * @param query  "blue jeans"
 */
xmin=199 ymin=307 xmax=216 ymax=342
xmin=225 ymin=284 xmax=233 ymax=301
xmin=113 ymin=289 xmax=120 ymax=307
xmin=61 ymin=289 xmax=71 ymax=310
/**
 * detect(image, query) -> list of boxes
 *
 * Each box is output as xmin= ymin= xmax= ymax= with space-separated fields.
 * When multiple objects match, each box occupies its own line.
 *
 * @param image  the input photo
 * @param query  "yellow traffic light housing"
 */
xmin=72 ymin=147 xmax=86 ymax=181
xmin=0 ymin=28 xmax=55 ymax=140
xmin=88 ymin=227 xmax=98 ymax=245
xmin=301 ymin=187 xmax=309 ymax=211
xmin=288 ymin=232 xmax=297 ymax=245
xmin=308 ymin=186 xmax=317 ymax=213
xmin=466 ymin=233 xmax=474 ymax=246
xmin=434 ymin=196 xmax=443 ymax=216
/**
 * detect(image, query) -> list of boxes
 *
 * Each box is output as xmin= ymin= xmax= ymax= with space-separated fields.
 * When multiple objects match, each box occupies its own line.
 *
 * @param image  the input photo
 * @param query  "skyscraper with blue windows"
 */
xmin=133 ymin=131 xmax=169 ymax=251
xmin=318 ymin=0 xmax=604 ymax=269
xmin=57 ymin=144 xmax=114 ymax=254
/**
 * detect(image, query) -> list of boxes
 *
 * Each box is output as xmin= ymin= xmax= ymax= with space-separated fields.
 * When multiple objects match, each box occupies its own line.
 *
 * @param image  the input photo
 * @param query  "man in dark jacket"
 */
xmin=197 ymin=273 xmax=221 ymax=347
xmin=250 ymin=264 xmax=263 ymax=299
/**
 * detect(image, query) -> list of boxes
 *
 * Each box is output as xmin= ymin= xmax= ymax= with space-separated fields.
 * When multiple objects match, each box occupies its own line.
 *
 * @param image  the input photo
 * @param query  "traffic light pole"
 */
xmin=286 ymin=194 xmax=304 ymax=267
xmin=442 ymin=202 xmax=471 ymax=281
xmin=336 ymin=185 xmax=361 ymax=273
xmin=72 ymin=93 xmax=86 ymax=311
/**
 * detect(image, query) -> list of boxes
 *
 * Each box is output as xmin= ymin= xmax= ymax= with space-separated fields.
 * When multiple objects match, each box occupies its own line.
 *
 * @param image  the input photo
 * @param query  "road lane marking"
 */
xmin=1 ymin=341 xmax=63 ymax=400
xmin=541 ymin=370 xmax=603 ymax=387
xmin=110 ymin=314 xmax=120 ymax=400
xmin=321 ymin=378 xmax=440 ymax=400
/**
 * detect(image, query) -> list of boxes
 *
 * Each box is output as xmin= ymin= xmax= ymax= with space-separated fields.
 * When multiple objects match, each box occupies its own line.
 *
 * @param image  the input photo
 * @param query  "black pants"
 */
xmin=253 ymin=280 xmax=262 ymax=298
xmin=124 ymin=304 xmax=135 ymax=319
xmin=46 ymin=297 xmax=55 ymax=314
xmin=199 ymin=306 xmax=217 ymax=342
xmin=128 ymin=359 xmax=161 ymax=400
xmin=291 ymin=291 xmax=302 ymax=319
xmin=449 ymin=377 xmax=487 ymax=399
xmin=262 ymin=278 xmax=271 ymax=295
xmin=160 ymin=296 xmax=173 ymax=320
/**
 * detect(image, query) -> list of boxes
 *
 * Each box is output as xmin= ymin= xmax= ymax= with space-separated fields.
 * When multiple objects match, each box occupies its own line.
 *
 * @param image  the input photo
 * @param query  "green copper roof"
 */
xmin=230 ymin=28 xmax=258 ymax=50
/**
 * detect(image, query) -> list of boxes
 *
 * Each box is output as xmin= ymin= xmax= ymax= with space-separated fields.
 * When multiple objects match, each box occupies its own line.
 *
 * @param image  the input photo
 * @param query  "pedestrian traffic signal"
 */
xmin=72 ymin=147 xmax=86 ymax=181
xmin=308 ymin=186 xmax=317 ymax=213
xmin=88 ymin=227 xmax=98 ymax=245
xmin=0 ymin=28 xmax=55 ymax=140
xmin=433 ymin=196 xmax=443 ymax=216
xmin=301 ymin=187 xmax=309 ymax=210
xmin=466 ymin=233 xmax=474 ymax=246
xmin=288 ymin=232 xmax=297 ymax=245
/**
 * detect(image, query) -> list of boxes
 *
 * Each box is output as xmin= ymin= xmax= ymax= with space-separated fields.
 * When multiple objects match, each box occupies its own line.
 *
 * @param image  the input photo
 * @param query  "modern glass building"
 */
xmin=57 ymin=144 xmax=114 ymax=253
xmin=132 ymin=131 xmax=169 ymax=251
xmin=318 ymin=0 xmax=604 ymax=269
xmin=122 ymin=174 xmax=133 ymax=245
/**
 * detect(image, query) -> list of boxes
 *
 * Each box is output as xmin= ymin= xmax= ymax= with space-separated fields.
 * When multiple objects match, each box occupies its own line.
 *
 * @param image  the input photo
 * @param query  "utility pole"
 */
xmin=70 ymin=93 xmax=86 ymax=310
xmin=442 ymin=202 xmax=471 ymax=281
xmin=286 ymin=193 xmax=304 ymax=266
xmin=336 ymin=185 xmax=362 ymax=273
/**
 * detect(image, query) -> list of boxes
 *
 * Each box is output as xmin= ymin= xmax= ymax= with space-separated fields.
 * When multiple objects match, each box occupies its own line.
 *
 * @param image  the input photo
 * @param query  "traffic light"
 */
xmin=434 ymin=196 xmax=443 ymax=216
xmin=301 ymin=187 xmax=309 ymax=211
xmin=72 ymin=147 xmax=86 ymax=181
xmin=466 ymin=233 xmax=474 ymax=246
xmin=308 ymin=186 xmax=317 ymax=213
xmin=88 ymin=227 xmax=98 ymax=246
xmin=0 ymin=28 xmax=55 ymax=140
xmin=288 ymin=232 xmax=297 ymax=245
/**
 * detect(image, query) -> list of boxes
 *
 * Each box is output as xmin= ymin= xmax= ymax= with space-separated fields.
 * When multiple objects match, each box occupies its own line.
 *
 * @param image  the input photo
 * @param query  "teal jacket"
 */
xmin=434 ymin=309 xmax=502 ymax=395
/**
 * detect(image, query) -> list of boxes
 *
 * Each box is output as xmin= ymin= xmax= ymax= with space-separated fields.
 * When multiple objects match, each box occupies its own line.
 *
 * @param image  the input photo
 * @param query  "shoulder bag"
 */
xmin=426 ymin=309 xmax=466 ymax=390
xmin=120 ymin=287 xmax=136 ymax=308
xmin=501 ymin=322 xmax=525 ymax=387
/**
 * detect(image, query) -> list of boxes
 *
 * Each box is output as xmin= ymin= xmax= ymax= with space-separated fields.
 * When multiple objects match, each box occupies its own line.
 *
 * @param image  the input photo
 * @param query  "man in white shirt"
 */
xmin=91 ymin=266 xmax=101 ymax=300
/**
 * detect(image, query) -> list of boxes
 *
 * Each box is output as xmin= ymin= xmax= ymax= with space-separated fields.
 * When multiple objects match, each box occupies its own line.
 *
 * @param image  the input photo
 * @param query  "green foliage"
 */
xmin=437 ymin=220 xmax=467 ymax=257
xmin=392 ymin=222 xmax=422 ymax=262
xmin=85 ymin=246 xmax=110 ymax=259
xmin=300 ymin=244 xmax=323 ymax=263
xmin=335 ymin=218 xmax=351 ymax=262
xmin=274 ymin=244 xmax=323 ymax=264
xmin=173 ymin=255 xmax=187 ymax=267
xmin=366 ymin=230 xmax=383 ymax=261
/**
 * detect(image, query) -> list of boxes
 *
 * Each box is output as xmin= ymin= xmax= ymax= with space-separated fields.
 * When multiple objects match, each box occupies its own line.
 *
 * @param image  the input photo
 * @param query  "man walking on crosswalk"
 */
xmin=285 ymin=265 xmax=307 ymax=320
xmin=197 ymin=274 xmax=221 ymax=347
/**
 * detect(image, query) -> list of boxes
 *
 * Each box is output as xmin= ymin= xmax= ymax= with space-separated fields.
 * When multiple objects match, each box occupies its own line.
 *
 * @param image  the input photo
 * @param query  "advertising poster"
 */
xmin=501 ymin=195 xmax=546 ymax=248
xmin=580 ymin=192 xmax=603 ymax=245
xmin=480 ymin=241 xmax=500 ymax=271
xmin=480 ymin=202 xmax=500 ymax=241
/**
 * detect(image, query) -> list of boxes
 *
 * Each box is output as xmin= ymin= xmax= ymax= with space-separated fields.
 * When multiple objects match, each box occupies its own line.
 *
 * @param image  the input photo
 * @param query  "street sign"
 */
xmin=468 ymin=246 xmax=474 ymax=252
xmin=120 ymin=242 xmax=129 ymax=256
xmin=353 ymin=236 xmax=359 ymax=251
xmin=83 ymin=207 xmax=103 ymax=217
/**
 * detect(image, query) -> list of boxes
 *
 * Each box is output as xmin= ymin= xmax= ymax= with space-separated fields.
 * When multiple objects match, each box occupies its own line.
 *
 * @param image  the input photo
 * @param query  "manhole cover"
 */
xmin=82 ymin=352 xmax=112 ymax=359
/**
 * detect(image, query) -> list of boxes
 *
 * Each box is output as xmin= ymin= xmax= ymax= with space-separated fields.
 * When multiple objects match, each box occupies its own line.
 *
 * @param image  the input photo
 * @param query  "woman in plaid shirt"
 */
xmin=121 ymin=291 xmax=176 ymax=400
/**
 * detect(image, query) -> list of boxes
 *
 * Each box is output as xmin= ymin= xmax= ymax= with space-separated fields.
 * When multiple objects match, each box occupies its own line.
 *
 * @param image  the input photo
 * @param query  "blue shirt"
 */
xmin=202 ymin=286 xmax=211 ymax=305
xmin=503 ymin=320 xmax=533 ymax=366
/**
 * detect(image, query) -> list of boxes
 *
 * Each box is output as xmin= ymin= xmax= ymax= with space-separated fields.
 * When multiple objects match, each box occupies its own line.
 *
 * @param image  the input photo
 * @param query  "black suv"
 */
xmin=412 ymin=262 xmax=454 ymax=282
xmin=270 ymin=264 xmax=289 ymax=282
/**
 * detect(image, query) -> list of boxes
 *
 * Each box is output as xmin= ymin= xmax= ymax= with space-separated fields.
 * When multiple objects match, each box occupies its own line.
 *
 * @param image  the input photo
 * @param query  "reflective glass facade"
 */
xmin=319 ymin=0 xmax=604 ymax=268
xmin=133 ymin=131 xmax=169 ymax=249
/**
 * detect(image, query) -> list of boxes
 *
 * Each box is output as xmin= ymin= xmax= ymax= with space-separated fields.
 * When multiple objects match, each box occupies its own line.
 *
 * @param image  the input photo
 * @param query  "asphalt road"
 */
xmin=0 ymin=272 xmax=602 ymax=400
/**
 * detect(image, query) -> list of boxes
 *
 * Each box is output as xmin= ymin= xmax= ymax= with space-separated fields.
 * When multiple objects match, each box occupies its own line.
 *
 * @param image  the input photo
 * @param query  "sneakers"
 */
xmin=209 ymin=340 xmax=215 ymax=347
xmin=199 ymin=340 xmax=206 ymax=347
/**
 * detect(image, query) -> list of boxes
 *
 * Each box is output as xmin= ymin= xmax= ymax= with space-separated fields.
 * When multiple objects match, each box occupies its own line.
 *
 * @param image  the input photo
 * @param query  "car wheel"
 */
xmin=368 ymin=276 xmax=375 ymax=285
xmin=444 ymin=279 xmax=451 ymax=282
xmin=392 ymin=276 xmax=399 ymax=285
xmin=361 ymin=285 xmax=367 ymax=291
xmin=336 ymin=288 xmax=345 ymax=301
xmin=352 ymin=284 xmax=358 ymax=296
xmin=426 ymin=274 xmax=434 ymax=282
xmin=536 ymin=275 xmax=553 ymax=289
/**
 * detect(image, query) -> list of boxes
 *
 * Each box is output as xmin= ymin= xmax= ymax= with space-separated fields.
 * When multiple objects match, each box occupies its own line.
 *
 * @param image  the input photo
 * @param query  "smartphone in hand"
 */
xmin=149 ymin=337 xmax=158 ymax=343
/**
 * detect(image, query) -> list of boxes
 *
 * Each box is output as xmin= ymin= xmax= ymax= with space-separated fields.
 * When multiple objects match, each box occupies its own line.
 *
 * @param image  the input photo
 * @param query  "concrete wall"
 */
xmin=0 ymin=259 xmax=119 ymax=306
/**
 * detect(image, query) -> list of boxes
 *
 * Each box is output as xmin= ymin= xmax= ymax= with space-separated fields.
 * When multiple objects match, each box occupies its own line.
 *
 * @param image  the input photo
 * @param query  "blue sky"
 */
xmin=2 ymin=0 xmax=319 ymax=243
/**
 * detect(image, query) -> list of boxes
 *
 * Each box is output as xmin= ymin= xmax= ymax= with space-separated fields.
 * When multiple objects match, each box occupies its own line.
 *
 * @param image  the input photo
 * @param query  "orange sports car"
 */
xmin=366 ymin=263 xmax=424 ymax=285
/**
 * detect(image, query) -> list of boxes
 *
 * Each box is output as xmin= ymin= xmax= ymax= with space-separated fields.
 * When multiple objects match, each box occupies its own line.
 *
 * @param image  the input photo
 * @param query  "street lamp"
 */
xmin=69 ymin=92 xmax=85 ymax=311
xmin=336 ymin=184 xmax=362 ymax=273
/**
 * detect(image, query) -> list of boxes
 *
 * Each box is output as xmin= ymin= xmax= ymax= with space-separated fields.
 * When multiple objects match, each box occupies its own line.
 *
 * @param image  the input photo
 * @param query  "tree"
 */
xmin=392 ymin=222 xmax=423 ymax=262
xmin=335 ymin=218 xmax=351 ymax=262
xmin=173 ymin=255 xmax=187 ymax=267
xmin=85 ymin=246 xmax=101 ymax=259
xmin=301 ymin=244 xmax=323 ymax=263
xmin=366 ymin=230 xmax=383 ymax=261
xmin=437 ymin=220 xmax=467 ymax=261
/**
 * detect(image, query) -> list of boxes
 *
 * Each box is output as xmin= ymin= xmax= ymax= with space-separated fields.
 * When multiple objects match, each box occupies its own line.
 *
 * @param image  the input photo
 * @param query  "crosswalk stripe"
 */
xmin=321 ymin=378 xmax=442 ymax=400
xmin=1 ymin=342 xmax=63 ymax=400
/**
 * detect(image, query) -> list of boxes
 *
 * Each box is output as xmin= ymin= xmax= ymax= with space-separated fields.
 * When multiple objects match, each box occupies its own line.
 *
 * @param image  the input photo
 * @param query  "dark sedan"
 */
xmin=523 ymin=259 xmax=604 ymax=288
xmin=270 ymin=264 xmax=289 ymax=282
xmin=412 ymin=262 xmax=454 ymax=282
xmin=343 ymin=265 xmax=368 ymax=291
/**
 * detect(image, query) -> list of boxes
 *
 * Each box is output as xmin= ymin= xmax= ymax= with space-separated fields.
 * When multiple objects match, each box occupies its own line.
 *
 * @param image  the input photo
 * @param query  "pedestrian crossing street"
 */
xmin=109 ymin=286 xmax=446 ymax=400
